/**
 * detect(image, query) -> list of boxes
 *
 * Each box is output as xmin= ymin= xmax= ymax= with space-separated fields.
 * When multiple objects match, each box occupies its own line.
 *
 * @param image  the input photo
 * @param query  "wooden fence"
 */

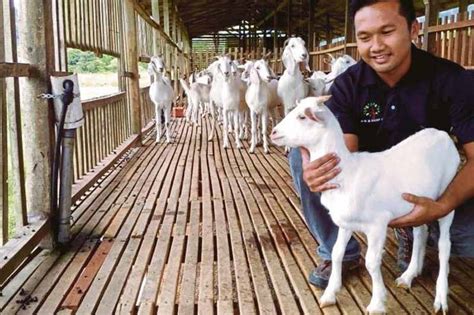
xmin=192 ymin=10 xmax=473 ymax=74
xmin=0 ymin=0 xmax=190 ymax=287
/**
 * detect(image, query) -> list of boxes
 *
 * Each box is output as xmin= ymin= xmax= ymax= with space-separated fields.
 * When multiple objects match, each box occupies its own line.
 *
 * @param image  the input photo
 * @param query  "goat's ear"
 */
xmin=282 ymin=47 xmax=296 ymax=75
xmin=304 ymin=107 xmax=324 ymax=123
xmin=316 ymin=95 xmax=332 ymax=105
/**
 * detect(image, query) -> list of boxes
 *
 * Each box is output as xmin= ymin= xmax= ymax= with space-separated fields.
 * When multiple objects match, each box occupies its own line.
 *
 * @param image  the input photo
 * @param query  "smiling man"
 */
xmin=288 ymin=0 xmax=474 ymax=289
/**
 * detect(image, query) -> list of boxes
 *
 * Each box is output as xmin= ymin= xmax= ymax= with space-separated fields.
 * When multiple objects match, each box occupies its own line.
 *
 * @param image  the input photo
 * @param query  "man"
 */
xmin=289 ymin=0 xmax=474 ymax=289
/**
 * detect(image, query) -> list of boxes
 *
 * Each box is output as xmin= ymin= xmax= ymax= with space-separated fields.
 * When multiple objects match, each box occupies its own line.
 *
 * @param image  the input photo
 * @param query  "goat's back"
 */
xmin=325 ymin=129 xmax=460 ymax=226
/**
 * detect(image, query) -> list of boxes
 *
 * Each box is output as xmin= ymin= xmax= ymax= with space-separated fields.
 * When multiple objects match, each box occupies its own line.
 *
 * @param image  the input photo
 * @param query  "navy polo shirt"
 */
xmin=326 ymin=46 xmax=474 ymax=152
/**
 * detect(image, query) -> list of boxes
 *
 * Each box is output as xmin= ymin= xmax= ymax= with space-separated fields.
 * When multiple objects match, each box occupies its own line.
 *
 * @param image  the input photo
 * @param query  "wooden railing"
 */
xmin=140 ymin=87 xmax=155 ymax=130
xmin=73 ymin=92 xmax=130 ymax=183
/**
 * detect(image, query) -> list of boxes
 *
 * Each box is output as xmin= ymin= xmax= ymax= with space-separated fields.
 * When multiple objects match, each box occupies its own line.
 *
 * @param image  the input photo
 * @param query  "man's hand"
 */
xmin=301 ymin=147 xmax=341 ymax=192
xmin=389 ymin=193 xmax=451 ymax=227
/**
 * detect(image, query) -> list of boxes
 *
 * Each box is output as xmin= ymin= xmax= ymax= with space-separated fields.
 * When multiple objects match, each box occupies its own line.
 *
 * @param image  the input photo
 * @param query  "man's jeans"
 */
xmin=288 ymin=148 xmax=474 ymax=260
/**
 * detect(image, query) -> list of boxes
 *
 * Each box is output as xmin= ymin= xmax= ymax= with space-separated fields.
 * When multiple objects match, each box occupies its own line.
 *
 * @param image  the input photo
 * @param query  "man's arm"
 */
xmin=390 ymin=141 xmax=474 ymax=227
xmin=301 ymin=134 xmax=359 ymax=192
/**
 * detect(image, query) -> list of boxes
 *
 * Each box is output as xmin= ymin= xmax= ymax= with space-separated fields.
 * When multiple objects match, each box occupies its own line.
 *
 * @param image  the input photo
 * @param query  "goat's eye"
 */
xmin=297 ymin=115 xmax=306 ymax=120
xmin=256 ymin=67 xmax=260 ymax=70
xmin=291 ymin=44 xmax=295 ymax=48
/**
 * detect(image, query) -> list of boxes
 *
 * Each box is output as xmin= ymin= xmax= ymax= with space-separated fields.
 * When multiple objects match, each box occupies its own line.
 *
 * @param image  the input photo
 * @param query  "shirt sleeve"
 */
xmin=325 ymin=74 xmax=358 ymax=134
xmin=448 ymin=70 xmax=474 ymax=145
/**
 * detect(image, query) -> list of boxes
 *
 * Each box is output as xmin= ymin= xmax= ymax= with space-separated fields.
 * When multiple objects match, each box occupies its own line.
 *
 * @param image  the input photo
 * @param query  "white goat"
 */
xmin=245 ymin=59 xmax=272 ymax=154
xmin=180 ymin=77 xmax=210 ymax=126
xmin=308 ymin=54 xmax=357 ymax=96
xmin=271 ymin=96 xmax=459 ymax=314
xmin=148 ymin=56 xmax=174 ymax=143
xmin=277 ymin=37 xmax=310 ymax=116
xmin=209 ymin=55 xmax=242 ymax=148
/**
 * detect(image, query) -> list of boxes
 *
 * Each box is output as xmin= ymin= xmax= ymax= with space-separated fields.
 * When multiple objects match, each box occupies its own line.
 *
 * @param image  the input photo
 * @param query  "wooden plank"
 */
xmin=212 ymin=128 xmax=301 ymax=314
xmin=156 ymin=125 xmax=198 ymax=315
xmin=75 ymin=124 xmax=188 ymax=314
xmin=0 ymin=62 xmax=31 ymax=78
xmin=135 ymin=122 xmax=194 ymax=314
xmin=7 ymin=129 xmax=166 ymax=313
xmin=0 ymin=220 xmax=50 ymax=286
xmin=99 ymin=122 xmax=194 ymax=314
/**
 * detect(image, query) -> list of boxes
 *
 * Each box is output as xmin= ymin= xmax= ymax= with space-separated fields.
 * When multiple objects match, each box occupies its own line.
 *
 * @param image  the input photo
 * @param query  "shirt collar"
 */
xmin=359 ymin=45 xmax=428 ymax=88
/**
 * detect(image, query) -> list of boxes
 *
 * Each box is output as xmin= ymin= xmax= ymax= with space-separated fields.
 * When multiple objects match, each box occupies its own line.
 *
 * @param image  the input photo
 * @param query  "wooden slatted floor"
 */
xmin=1 ymin=117 xmax=474 ymax=314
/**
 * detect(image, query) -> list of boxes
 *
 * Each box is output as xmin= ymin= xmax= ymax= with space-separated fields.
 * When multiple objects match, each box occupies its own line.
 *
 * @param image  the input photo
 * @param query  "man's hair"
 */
xmin=350 ymin=0 xmax=416 ymax=27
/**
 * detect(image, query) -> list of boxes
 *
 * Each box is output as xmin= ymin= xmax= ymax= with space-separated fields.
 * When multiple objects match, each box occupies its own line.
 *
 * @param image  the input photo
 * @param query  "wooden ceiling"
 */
xmin=138 ymin=0 xmax=472 ymax=39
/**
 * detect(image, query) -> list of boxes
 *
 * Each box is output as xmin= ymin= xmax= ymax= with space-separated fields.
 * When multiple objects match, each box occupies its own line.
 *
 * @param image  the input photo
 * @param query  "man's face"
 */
xmin=354 ymin=1 xmax=419 ymax=83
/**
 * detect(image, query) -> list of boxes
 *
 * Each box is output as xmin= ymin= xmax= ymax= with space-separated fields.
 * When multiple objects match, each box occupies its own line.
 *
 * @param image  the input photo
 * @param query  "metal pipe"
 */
xmin=57 ymin=129 xmax=75 ymax=243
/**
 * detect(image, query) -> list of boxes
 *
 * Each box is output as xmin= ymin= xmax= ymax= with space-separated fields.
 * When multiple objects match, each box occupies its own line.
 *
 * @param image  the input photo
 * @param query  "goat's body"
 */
xmin=271 ymin=97 xmax=460 ymax=314
xmin=149 ymin=75 xmax=174 ymax=143
xmin=277 ymin=70 xmax=308 ymax=115
xmin=322 ymin=129 xmax=459 ymax=230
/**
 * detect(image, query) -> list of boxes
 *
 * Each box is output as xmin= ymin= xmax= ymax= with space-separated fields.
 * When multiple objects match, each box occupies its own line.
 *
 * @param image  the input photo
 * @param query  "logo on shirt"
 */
xmin=361 ymin=101 xmax=382 ymax=123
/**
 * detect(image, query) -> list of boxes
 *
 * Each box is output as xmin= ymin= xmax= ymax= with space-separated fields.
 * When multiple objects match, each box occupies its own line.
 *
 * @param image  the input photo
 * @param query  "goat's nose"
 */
xmin=301 ymin=53 xmax=307 ymax=59
xmin=271 ymin=129 xmax=277 ymax=136
xmin=224 ymin=71 xmax=229 ymax=75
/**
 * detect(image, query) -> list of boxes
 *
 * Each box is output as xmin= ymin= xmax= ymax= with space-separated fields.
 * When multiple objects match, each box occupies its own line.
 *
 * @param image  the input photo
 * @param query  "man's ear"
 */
xmin=410 ymin=20 xmax=420 ymax=41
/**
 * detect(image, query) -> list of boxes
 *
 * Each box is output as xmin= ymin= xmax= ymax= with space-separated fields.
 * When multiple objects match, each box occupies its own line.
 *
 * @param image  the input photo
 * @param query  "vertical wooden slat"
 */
xmin=0 ymin=0 xmax=8 ymax=244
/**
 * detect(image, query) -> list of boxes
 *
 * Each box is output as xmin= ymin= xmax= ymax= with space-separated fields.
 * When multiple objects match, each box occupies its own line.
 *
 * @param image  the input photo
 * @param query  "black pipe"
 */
xmin=50 ymin=79 xmax=74 ymax=243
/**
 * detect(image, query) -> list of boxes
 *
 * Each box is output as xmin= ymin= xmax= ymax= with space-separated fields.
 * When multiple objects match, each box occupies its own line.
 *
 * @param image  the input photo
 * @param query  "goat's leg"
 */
xmin=155 ymin=106 xmax=161 ymax=143
xmin=234 ymin=111 xmax=242 ymax=149
xmin=208 ymin=101 xmax=215 ymax=141
xmin=365 ymin=228 xmax=388 ymax=314
xmin=249 ymin=111 xmax=257 ymax=153
xmin=396 ymin=225 xmax=428 ymax=288
xmin=261 ymin=111 xmax=269 ymax=154
xmin=238 ymin=111 xmax=245 ymax=140
xmin=320 ymin=228 xmax=353 ymax=307
xmin=223 ymin=109 xmax=230 ymax=148
xmin=164 ymin=105 xmax=171 ymax=143
xmin=434 ymin=212 xmax=454 ymax=314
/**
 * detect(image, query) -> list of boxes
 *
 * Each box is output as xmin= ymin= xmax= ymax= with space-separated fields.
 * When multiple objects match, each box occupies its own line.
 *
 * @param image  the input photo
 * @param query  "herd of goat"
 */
xmin=147 ymin=36 xmax=458 ymax=314
xmin=147 ymin=36 xmax=356 ymax=152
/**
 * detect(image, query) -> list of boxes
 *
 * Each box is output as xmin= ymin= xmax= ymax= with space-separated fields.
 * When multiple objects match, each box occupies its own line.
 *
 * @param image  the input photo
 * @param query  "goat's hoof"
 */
xmin=434 ymin=296 xmax=448 ymax=314
xmin=366 ymin=303 xmax=386 ymax=314
xmin=320 ymin=292 xmax=336 ymax=308
xmin=236 ymin=144 xmax=242 ymax=149
xmin=395 ymin=277 xmax=412 ymax=289
xmin=249 ymin=148 xmax=255 ymax=154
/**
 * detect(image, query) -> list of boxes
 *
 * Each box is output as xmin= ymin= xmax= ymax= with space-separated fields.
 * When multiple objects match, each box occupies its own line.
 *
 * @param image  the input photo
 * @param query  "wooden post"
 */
xmin=273 ymin=1 xmax=278 ymax=51
xmin=0 ymin=0 xmax=8 ymax=243
xmin=16 ymin=0 xmax=54 ymax=245
xmin=308 ymin=0 xmax=315 ymax=51
xmin=123 ymin=0 xmax=142 ymax=140
xmin=422 ymin=0 xmax=439 ymax=54
xmin=325 ymin=14 xmax=331 ymax=44
xmin=344 ymin=0 xmax=353 ymax=52
xmin=459 ymin=0 xmax=468 ymax=13
xmin=163 ymin=0 xmax=170 ymax=35
xmin=287 ymin=0 xmax=292 ymax=36
xmin=152 ymin=0 xmax=160 ymax=55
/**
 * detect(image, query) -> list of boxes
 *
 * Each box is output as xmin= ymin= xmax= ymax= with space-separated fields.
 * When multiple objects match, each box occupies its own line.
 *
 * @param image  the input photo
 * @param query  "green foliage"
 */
xmin=67 ymin=48 xmax=118 ymax=73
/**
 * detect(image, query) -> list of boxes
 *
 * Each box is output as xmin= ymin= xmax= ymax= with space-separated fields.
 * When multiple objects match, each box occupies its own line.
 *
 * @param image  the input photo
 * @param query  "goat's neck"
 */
xmin=307 ymin=123 xmax=353 ymax=170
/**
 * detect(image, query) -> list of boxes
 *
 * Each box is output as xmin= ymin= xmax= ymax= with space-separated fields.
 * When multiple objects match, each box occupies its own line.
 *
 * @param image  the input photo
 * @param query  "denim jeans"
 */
xmin=288 ymin=148 xmax=474 ymax=260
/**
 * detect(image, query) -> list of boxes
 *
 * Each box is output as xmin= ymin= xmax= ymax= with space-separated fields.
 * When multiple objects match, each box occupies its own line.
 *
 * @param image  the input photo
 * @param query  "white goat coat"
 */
xmin=318 ymin=126 xmax=459 ymax=231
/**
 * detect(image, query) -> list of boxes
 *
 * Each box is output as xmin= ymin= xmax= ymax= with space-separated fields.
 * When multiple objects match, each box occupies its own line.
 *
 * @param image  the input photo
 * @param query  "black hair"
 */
xmin=350 ymin=0 xmax=416 ymax=27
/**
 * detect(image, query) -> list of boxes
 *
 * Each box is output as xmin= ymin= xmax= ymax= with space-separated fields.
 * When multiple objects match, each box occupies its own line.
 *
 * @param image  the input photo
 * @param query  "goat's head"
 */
xmin=253 ymin=59 xmax=275 ymax=83
xmin=271 ymin=96 xmax=332 ymax=148
xmin=325 ymin=54 xmax=357 ymax=83
xmin=150 ymin=55 xmax=166 ymax=73
xmin=216 ymin=54 xmax=236 ymax=81
xmin=282 ymin=37 xmax=310 ymax=75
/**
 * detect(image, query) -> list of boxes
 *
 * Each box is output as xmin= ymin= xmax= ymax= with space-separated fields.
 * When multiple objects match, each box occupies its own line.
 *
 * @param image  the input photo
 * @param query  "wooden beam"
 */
xmin=16 ymin=0 xmax=54 ymax=246
xmin=0 ymin=62 xmax=32 ymax=78
xmin=256 ymin=0 xmax=290 ymax=28
xmin=124 ymin=0 xmax=142 ymax=140
xmin=163 ymin=0 xmax=170 ymax=35
xmin=0 ymin=219 xmax=50 ymax=285
xmin=287 ymin=0 xmax=292 ymax=36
